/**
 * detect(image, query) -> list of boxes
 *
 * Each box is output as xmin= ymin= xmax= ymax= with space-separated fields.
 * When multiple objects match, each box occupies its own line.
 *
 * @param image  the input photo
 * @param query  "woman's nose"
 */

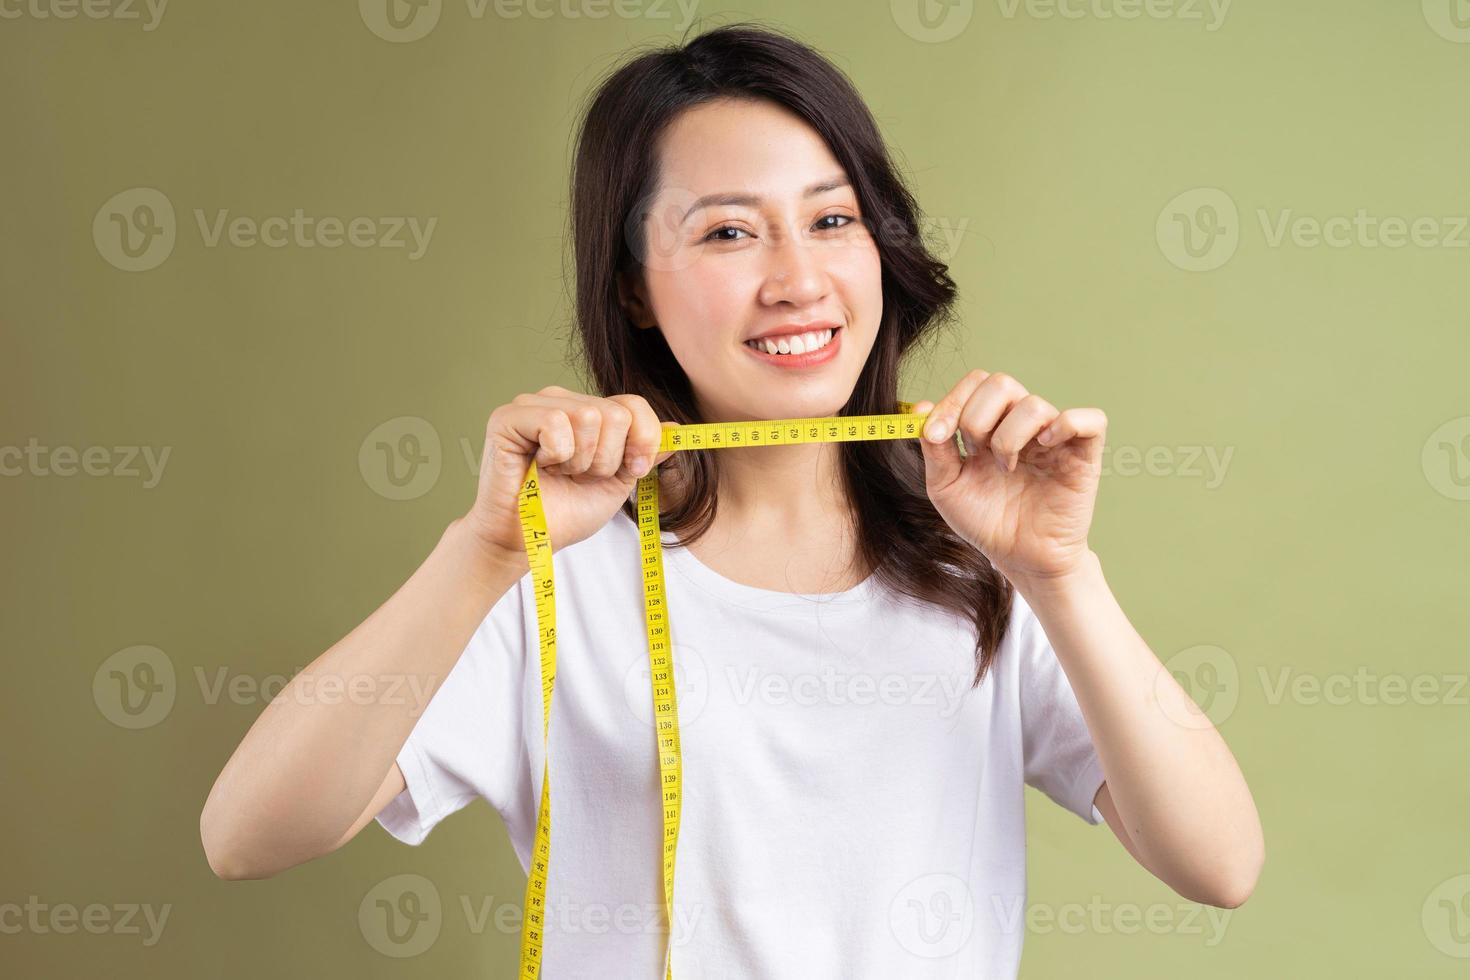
xmin=758 ymin=230 xmax=828 ymax=307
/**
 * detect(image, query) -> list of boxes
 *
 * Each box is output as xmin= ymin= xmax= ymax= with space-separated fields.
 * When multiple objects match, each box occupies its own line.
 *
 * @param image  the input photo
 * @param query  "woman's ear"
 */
xmin=617 ymin=268 xmax=657 ymax=330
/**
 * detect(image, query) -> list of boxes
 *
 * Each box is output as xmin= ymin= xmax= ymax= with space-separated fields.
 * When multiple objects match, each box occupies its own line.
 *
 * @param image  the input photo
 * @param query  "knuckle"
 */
xmin=603 ymin=401 xmax=634 ymax=427
xmin=1021 ymin=393 xmax=1053 ymax=415
xmin=487 ymin=407 xmax=511 ymax=435
xmin=570 ymin=405 xmax=601 ymax=428
xmin=610 ymin=392 xmax=652 ymax=414
xmin=620 ymin=395 xmax=659 ymax=438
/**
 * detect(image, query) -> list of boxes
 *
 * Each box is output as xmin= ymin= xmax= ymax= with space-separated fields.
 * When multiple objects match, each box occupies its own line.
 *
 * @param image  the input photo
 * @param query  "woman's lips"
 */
xmin=742 ymin=327 xmax=842 ymax=368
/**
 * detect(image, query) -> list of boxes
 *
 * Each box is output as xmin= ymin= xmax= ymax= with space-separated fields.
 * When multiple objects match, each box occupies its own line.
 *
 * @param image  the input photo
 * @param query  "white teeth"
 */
xmin=748 ymin=328 xmax=835 ymax=356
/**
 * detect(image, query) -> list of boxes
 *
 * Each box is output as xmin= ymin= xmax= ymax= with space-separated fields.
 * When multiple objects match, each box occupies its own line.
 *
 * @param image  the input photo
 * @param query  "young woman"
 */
xmin=201 ymin=23 xmax=1262 ymax=978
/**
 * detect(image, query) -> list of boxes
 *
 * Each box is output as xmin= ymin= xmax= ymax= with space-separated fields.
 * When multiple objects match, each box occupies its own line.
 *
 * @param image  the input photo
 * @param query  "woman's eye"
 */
xmin=704 ymin=225 xmax=750 ymax=243
xmin=704 ymin=215 xmax=855 ymax=242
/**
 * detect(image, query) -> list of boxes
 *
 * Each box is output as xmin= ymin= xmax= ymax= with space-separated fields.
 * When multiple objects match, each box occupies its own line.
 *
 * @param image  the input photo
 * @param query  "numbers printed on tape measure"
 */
xmin=659 ymin=409 xmax=924 ymax=453
xmin=515 ymin=402 xmax=927 ymax=978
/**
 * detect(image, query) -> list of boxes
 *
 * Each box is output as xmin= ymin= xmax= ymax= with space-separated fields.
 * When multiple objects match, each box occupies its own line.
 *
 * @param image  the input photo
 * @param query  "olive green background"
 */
xmin=3 ymin=1 xmax=1468 ymax=977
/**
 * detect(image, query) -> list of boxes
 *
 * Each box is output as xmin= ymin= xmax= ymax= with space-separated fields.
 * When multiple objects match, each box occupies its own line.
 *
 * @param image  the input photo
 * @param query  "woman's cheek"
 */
xmin=655 ymin=267 xmax=740 ymax=366
xmin=686 ymin=264 xmax=752 ymax=331
xmin=834 ymin=246 xmax=884 ymax=325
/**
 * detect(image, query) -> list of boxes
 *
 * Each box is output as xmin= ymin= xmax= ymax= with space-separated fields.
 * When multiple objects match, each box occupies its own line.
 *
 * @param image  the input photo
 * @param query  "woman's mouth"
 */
xmin=742 ymin=326 xmax=842 ymax=367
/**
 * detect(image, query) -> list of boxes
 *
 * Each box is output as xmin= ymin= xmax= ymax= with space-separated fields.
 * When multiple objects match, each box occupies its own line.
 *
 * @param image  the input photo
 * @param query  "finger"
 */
xmin=607 ymin=393 xmax=662 ymax=480
xmin=913 ymin=399 xmax=965 ymax=492
xmin=989 ymin=393 xmax=1059 ymax=473
xmin=922 ymin=369 xmax=990 ymax=444
xmin=1037 ymin=407 xmax=1108 ymax=448
xmin=482 ymin=403 xmax=574 ymax=505
xmin=581 ymin=399 xmax=635 ymax=480
xmin=621 ymin=422 xmax=683 ymax=504
xmin=953 ymin=372 xmax=1030 ymax=462
xmin=653 ymin=421 xmax=681 ymax=466
xmin=514 ymin=391 xmax=607 ymax=477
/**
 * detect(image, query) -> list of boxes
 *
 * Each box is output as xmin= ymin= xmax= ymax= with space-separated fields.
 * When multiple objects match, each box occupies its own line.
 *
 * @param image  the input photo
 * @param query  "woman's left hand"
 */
xmin=913 ymin=370 xmax=1106 ymax=590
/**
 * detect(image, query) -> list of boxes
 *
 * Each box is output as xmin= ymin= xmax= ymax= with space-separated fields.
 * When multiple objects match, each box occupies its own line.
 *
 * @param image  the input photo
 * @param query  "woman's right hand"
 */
xmin=461 ymin=385 xmax=678 ymax=569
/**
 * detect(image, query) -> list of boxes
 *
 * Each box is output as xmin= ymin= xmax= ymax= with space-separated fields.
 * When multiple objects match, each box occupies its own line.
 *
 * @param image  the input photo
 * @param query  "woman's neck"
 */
xmin=660 ymin=441 xmax=871 ymax=593
xmin=718 ymin=441 xmax=846 ymax=521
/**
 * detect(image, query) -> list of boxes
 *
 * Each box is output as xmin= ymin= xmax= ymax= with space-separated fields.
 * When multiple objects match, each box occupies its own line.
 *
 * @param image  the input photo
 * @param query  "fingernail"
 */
xmin=630 ymin=455 xmax=650 ymax=476
xmin=925 ymin=417 xmax=950 ymax=442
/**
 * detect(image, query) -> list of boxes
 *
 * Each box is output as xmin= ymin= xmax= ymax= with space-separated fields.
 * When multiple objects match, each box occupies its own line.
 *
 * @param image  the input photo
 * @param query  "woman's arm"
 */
xmin=198 ymin=518 xmax=527 ymax=880
xmin=1012 ymin=553 xmax=1265 ymax=909
xmin=912 ymin=370 xmax=1264 ymax=908
xmin=198 ymin=389 xmax=670 ymax=880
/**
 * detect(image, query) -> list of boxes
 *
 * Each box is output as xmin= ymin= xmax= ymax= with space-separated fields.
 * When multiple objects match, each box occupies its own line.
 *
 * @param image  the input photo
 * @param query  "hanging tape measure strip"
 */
xmin=515 ymin=401 xmax=929 ymax=978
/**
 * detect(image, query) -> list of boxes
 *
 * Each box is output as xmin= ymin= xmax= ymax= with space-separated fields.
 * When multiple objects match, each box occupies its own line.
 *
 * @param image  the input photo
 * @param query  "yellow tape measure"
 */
xmin=514 ymin=401 xmax=929 ymax=978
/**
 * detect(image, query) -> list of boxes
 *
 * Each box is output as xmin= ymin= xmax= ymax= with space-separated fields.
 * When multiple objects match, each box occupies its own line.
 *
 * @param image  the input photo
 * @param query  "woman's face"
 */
xmin=621 ymin=97 xmax=884 ymax=423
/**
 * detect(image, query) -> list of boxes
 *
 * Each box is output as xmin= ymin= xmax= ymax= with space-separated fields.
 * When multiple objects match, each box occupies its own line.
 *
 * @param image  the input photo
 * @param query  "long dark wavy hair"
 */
xmin=564 ymin=22 xmax=1014 ymax=686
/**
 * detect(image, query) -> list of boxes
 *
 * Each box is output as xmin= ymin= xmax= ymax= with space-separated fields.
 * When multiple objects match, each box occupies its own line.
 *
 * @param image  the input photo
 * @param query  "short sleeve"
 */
xmin=1015 ymin=591 xmax=1107 ymax=825
xmin=375 ymin=573 xmax=532 ymax=845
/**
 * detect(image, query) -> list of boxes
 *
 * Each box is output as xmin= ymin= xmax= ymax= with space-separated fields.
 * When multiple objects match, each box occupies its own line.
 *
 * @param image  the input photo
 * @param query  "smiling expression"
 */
xmin=620 ymin=97 xmax=884 ymax=424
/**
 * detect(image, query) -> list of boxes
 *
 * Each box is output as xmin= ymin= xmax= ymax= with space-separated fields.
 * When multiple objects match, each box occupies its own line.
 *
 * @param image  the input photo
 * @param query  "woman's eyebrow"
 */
xmin=680 ymin=176 xmax=851 ymax=222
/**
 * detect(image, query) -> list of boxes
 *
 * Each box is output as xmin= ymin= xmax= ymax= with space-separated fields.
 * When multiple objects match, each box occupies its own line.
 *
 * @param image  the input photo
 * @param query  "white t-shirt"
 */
xmin=376 ymin=507 xmax=1106 ymax=979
